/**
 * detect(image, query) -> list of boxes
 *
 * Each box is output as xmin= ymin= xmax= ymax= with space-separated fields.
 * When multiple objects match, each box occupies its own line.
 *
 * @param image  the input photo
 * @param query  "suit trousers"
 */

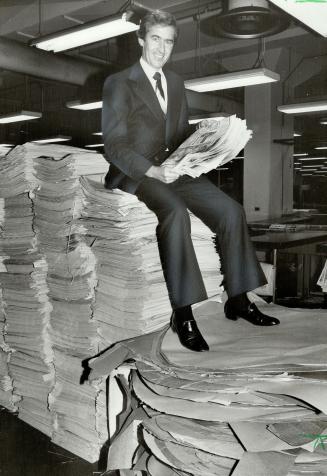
xmin=135 ymin=174 xmax=266 ymax=309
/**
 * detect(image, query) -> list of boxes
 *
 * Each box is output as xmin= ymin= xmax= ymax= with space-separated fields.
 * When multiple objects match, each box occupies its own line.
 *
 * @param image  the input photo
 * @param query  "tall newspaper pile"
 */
xmin=0 ymin=140 xmax=224 ymax=462
xmin=0 ymin=143 xmax=109 ymax=461
xmin=164 ymin=115 xmax=252 ymax=177
xmin=31 ymin=146 xmax=108 ymax=460
xmin=80 ymin=176 xmax=223 ymax=349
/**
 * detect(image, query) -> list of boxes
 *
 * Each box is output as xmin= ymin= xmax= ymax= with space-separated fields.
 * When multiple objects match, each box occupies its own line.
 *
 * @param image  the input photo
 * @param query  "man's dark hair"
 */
xmin=137 ymin=10 xmax=178 ymax=40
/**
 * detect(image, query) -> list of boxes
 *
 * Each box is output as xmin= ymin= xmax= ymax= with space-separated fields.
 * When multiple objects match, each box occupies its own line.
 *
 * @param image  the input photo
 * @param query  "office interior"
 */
xmin=0 ymin=0 xmax=327 ymax=475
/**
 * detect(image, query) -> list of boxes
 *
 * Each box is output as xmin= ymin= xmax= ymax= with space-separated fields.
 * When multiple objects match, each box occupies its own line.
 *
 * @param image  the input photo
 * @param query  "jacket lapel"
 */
xmin=128 ymin=62 xmax=165 ymax=122
xmin=165 ymin=69 xmax=181 ymax=145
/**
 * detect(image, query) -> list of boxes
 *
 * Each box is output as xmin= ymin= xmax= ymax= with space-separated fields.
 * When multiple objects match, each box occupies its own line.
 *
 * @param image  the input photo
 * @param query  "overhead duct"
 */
xmin=0 ymin=36 xmax=103 ymax=86
xmin=201 ymin=0 xmax=290 ymax=39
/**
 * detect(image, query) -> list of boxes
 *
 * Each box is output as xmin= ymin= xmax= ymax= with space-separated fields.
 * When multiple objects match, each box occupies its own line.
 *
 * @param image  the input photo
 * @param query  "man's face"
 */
xmin=138 ymin=24 xmax=175 ymax=70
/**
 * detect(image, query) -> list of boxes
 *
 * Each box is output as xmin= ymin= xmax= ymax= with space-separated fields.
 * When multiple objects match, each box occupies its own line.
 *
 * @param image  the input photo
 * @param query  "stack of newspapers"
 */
xmin=89 ymin=299 xmax=327 ymax=476
xmin=49 ymin=350 xmax=108 ymax=462
xmin=0 ymin=143 xmax=109 ymax=460
xmin=80 ymin=176 xmax=223 ymax=348
xmin=0 ymin=286 xmax=17 ymax=411
xmin=164 ymin=115 xmax=252 ymax=177
xmin=31 ymin=146 xmax=108 ymax=458
xmin=0 ymin=119 xmax=248 ymax=463
xmin=0 ymin=189 xmax=54 ymax=435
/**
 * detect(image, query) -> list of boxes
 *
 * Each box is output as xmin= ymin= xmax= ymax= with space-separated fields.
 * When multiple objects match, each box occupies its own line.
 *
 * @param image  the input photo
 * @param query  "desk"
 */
xmin=251 ymin=231 xmax=327 ymax=302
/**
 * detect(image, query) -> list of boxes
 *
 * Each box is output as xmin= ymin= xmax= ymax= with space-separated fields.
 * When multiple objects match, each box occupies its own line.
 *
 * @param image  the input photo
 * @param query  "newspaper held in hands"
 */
xmin=163 ymin=115 xmax=253 ymax=178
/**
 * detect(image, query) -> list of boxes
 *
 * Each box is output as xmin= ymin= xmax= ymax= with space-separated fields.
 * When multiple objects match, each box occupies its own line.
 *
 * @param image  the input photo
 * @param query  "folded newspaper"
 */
xmin=163 ymin=115 xmax=252 ymax=178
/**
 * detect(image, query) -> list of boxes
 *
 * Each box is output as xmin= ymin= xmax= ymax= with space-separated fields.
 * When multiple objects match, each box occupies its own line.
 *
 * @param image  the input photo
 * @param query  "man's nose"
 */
xmin=158 ymin=39 xmax=165 ymax=54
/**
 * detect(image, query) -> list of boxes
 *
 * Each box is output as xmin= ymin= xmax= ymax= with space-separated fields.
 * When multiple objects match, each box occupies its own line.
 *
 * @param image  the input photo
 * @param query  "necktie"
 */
xmin=153 ymin=72 xmax=165 ymax=100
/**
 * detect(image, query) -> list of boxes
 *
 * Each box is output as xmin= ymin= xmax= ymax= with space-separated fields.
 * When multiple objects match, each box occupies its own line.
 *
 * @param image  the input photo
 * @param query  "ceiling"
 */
xmin=0 ymin=0 xmax=326 ymax=157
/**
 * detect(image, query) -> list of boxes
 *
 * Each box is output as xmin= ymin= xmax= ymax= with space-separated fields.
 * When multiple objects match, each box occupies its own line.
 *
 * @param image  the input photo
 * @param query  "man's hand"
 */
xmin=145 ymin=165 xmax=180 ymax=184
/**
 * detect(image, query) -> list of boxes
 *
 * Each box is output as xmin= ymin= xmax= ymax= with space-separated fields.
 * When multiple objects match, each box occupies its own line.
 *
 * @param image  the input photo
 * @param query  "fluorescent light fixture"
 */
xmin=0 ymin=110 xmax=42 ymax=124
xmin=302 ymin=174 xmax=313 ymax=176
xmin=320 ymin=120 xmax=327 ymax=125
xmin=92 ymin=132 xmax=102 ymax=136
xmin=32 ymin=135 xmax=72 ymax=144
xmin=189 ymin=114 xmax=229 ymax=124
xmin=302 ymin=165 xmax=319 ymax=168
xmin=0 ymin=143 xmax=14 ymax=147
xmin=299 ymin=157 xmax=327 ymax=161
xmin=294 ymin=132 xmax=301 ymax=137
xmin=189 ymin=118 xmax=209 ymax=124
xmin=85 ymin=143 xmax=104 ymax=148
xmin=30 ymin=11 xmax=141 ymax=53
xmin=269 ymin=0 xmax=327 ymax=37
xmin=294 ymin=153 xmax=308 ymax=157
xmin=315 ymin=146 xmax=327 ymax=150
xmin=278 ymin=101 xmax=327 ymax=114
xmin=185 ymin=68 xmax=280 ymax=92
xmin=66 ymin=100 xmax=102 ymax=110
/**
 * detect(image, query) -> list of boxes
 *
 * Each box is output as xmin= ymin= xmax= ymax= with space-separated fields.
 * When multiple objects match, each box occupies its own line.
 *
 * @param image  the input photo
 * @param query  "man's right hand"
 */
xmin=145 ymin=165 xmax=180 ymax=184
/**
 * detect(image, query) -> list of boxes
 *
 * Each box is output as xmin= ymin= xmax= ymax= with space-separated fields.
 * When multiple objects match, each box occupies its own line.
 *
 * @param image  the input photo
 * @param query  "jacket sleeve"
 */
xmin=102 ymin=76 xmax=153 ymax=182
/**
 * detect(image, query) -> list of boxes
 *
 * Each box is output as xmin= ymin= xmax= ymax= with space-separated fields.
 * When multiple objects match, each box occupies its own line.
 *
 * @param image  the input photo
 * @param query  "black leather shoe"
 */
xmin=171 ymin=312 xmax=209 ymax=352
xmin=224 ymin=301 xmax=280 ymax=326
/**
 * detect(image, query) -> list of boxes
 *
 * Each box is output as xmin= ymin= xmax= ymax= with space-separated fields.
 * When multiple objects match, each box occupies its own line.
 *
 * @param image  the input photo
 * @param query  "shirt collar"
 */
xmin=140 ymin=57 xmax=163 ymax=81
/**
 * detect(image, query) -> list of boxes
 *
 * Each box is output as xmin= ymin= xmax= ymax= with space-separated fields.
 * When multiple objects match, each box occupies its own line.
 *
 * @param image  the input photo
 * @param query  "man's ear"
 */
xmin=138 ymin=37 xmax=144 ymax=48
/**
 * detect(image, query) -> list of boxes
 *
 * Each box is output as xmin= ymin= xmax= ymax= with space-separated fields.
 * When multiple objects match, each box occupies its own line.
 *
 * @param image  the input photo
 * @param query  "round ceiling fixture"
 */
xmin=201 ymin=0 xmax=291 ymax=39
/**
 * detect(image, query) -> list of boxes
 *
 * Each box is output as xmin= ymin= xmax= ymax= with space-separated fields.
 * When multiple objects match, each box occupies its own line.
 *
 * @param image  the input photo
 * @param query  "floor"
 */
xmin=0 ymin=408 xmax=116 ymax=476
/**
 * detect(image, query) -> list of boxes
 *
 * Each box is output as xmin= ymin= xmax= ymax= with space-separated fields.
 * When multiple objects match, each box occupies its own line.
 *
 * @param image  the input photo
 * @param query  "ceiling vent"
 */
xmin=201 ymin=0 xmax=290 ymax=39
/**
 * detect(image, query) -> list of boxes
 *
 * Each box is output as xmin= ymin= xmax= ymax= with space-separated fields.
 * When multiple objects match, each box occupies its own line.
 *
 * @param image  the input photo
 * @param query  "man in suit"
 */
xmin=102 ymin=10 xmax=279 ymax=353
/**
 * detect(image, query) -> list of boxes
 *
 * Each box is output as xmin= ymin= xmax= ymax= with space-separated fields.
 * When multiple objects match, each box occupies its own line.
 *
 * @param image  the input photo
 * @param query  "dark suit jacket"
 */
xmin=101 ymin=61 xmax=190 ymax=194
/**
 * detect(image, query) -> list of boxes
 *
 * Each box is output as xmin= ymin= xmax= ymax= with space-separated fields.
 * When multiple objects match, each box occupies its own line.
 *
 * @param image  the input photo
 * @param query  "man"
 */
xmin=102 ymin=10 xmax=279 ymax=353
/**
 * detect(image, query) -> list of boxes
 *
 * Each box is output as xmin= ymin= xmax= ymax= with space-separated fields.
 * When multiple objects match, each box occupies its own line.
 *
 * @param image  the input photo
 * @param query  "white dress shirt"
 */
xmin=140 ymin=57 xmax=168 ymax=115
